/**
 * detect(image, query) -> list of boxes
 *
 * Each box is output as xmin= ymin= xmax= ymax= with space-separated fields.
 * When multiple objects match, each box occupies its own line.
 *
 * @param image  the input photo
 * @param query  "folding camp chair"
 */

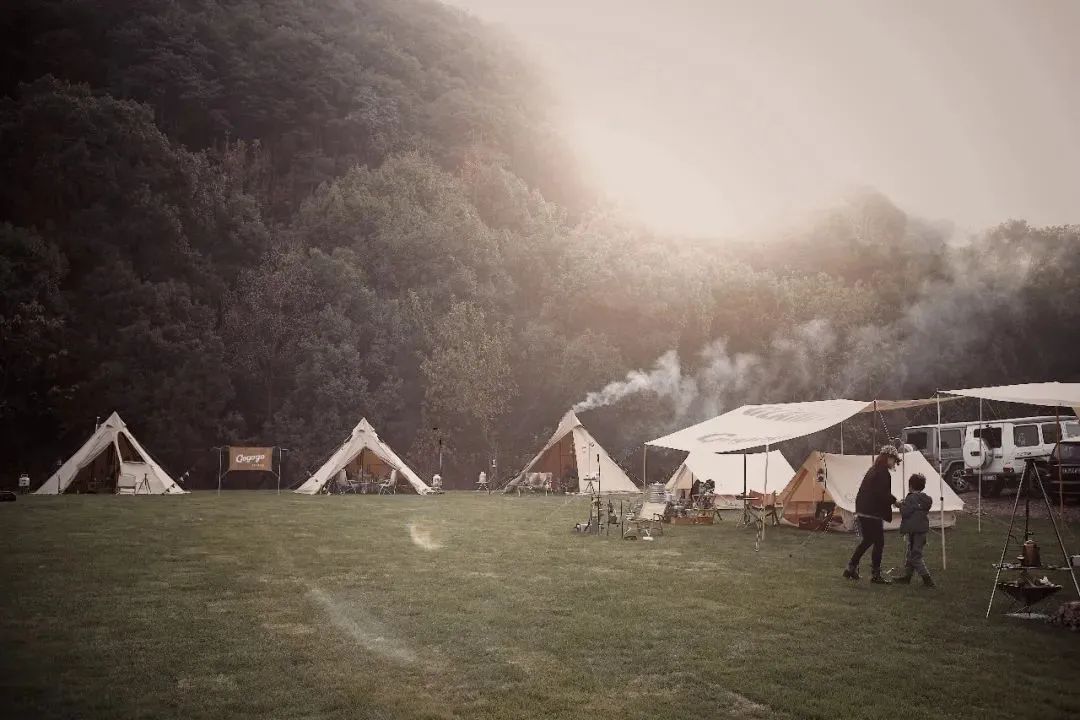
xmin=812 ymin=501 xmax=839 ymax=531
xmin=623 ymin=501 xmax=666 ymax=539
xmin=378 ymin=469 xmax=398 ymax=495
xmin=430 ymin=474 xmax=445 ymax=495
xmin=337 ymin=470 xmax=361 ymax=494
xmin=116 ymin=472 xmax=139 ymax=495
xmin=749 ymin=493 xmax=783 ymax=527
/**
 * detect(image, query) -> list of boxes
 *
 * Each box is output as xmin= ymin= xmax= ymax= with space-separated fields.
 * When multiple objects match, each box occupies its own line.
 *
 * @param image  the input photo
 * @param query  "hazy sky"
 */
xmin=449 ymin=0 xmax=1080 ymax=237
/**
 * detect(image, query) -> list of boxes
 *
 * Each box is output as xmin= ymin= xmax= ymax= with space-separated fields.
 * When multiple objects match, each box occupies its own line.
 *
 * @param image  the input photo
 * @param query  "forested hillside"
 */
xmin=1 ymin=0 xmax=1078 ymax=488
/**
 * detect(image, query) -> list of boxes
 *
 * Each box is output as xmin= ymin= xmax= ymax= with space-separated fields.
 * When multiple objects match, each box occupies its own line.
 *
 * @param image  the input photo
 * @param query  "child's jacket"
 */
xmin=898 ymin=490 xmax=932 ymax=534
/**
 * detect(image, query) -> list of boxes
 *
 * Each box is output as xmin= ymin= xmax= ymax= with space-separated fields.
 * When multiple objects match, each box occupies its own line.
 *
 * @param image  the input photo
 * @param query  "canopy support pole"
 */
xmin=742 ymin=453 xmax=748 ymax=525
xmin=936 ymin=392 xmax=946 ymax=570
xmin=743 ymin=453 xmax=747 ymax=497
xmin=763 ymin=442 xmax=771 ymax=541
xmin=978 ymin=399 xmax=983 ymax=533
xmin=217 ymin=448 xmax=222 ymax=496
xmin=642 ymin=445 xmax=647 ymax=493
xmin=596 ymin=453 xmax=602 ymax=536
xmin=872 ymin=400 xmax=878 ymax=461
xmin=1057 ymin=406 xmax=1064 ymax=519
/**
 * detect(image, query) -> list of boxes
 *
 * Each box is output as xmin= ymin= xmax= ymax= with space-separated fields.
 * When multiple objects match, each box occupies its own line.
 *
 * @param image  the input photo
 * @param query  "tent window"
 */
xmin=905 ymin=431 xmax=928 ymax=451
xmin=1013 ymin=425 xmax=1039 ymax=448
xmin=116 ymin=433 xmax=145 ymax=462
xmin=973 ymin=427 xmax=1002 ymax=448
xmin=940 ymin=429 xmax=962 ymax=450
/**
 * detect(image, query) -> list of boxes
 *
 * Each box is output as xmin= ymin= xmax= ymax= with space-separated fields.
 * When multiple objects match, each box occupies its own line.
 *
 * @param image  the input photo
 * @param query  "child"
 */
xmin=896 ymin=473 xmax=935 ymax=588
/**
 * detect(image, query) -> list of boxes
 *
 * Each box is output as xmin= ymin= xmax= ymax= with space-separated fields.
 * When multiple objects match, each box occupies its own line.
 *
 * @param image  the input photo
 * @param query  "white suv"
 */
xmin=962 ymin=416 xmax=1080 ymax=497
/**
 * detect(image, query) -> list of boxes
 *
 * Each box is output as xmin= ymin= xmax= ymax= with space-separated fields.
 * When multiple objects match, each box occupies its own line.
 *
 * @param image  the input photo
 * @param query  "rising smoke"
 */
xmin=572 ymin=238 xmax=1036 ymax=431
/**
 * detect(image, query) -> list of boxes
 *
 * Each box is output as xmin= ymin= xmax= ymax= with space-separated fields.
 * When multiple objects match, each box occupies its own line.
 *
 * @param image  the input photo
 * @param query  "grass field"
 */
xmin=2 ymin=492 xmax=1079 ymax=720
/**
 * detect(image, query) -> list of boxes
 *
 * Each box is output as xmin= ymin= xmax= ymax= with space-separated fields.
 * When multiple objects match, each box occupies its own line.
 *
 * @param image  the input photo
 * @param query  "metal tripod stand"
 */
xmin=985 ymin=459 xmax=1080 ymax=618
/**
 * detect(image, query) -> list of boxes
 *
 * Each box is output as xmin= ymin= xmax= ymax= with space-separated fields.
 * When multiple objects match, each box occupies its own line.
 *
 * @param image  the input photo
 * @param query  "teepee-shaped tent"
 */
xmin=36 ymin=412 xmax=186 ymax=495
xmin=294 ymin=418 xmax=431 ymax=495
xmin=778 ymin=451 xmax=964 ymax=531
xmin=504 ymin=411 xmax=640 ymax=494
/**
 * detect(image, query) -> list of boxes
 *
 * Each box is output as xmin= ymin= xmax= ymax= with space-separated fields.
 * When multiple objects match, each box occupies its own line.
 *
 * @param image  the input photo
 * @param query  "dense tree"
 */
xmin=0 ymin=1 xmax=1076 ymax=490
xmin=0 ymin=225 xmax=70 ymax=461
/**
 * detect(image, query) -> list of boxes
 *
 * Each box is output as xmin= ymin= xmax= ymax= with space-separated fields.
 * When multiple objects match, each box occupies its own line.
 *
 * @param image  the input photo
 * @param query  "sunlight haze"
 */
xmin=450 ymin=0 xmax=1080 ymax=236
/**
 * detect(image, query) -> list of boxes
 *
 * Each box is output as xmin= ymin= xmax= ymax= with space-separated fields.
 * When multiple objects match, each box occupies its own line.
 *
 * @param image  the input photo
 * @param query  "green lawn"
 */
xmin=2 ymin=492 xmax=1078 ymax=720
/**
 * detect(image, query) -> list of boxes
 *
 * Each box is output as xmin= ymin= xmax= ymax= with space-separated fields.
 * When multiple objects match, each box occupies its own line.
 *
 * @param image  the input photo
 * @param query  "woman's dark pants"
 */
xmin=849 ymin=516 xmax=885 ymax=572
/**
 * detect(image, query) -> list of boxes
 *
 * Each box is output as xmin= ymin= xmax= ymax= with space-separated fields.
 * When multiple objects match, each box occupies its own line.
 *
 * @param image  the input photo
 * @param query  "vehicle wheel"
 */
xmin=979 ymin=477 xmax=1004 ymax=498
xmin=945 ymin=464 xmax=970 ymax=493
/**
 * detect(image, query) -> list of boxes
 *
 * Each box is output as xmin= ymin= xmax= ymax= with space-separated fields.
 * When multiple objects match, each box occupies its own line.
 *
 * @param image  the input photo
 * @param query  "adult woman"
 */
xmin=843 ymin=445 xmax=900 ymax=584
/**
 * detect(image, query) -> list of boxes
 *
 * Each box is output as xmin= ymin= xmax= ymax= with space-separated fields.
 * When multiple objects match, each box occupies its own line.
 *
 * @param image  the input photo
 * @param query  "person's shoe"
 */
xmin=843 ymin=566 xmax=860 ymax=580
xmin=921 ymin=575 xmax=936 ymax=588
xmin=870 ymin=570 xmax=892 ymax=585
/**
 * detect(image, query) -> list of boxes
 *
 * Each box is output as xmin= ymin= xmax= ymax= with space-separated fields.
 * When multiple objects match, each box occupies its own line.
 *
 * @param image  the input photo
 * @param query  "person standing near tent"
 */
xmin=843 ymin=445 xmax=900 ymax=584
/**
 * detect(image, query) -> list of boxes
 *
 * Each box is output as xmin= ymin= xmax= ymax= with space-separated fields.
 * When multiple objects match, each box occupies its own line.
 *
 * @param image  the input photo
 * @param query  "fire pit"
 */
xmin=997 ymin=578 xmax=1062 ymax=613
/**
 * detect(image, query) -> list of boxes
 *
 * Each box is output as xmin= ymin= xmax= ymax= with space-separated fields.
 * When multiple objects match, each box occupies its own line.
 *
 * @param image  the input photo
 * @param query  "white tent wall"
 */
xmin=294 ymin=418 xmax=430 ymax=495
xmin=779 ymin=452 xmax=963 ymax=531
xmin=36 ymin=412 xmax=186 ymax=495
xmin=118 ymin=427 xmax=186 ymax=494
xmin=569 ymin=426 xmax=639 ymax=494
xmin=665 ymin=451 xmax=794 ymax=501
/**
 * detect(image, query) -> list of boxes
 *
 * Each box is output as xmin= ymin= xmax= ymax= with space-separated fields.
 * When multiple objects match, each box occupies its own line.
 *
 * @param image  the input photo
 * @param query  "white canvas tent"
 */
xmin=666 ymin=451 xmax=793 ymax=506
xmin=504 ymin=411 xmax=640 ymax=494
xmin=36 ymin=412 xmax=186 ymax=495
xmin=779 ymin=451 xmax=964 ymax=531
xmin=294 ymin=418 xmax=430 ymax=495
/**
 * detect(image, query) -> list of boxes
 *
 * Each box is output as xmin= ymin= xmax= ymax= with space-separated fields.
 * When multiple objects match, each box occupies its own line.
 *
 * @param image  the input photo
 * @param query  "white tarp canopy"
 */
xmin=36 ymin=412 xmax=187 ymax=495
xmin=665 ymin=450 xmax=794 ymax=497
xmin=504 ymin=411 xmax=640 ymax=494
xmin=647 ymin=398 xmax=953 ymax=455
xmin=294 ymin=418 xmax=431 ymax=495
xmin=779 ymin=451 xmax=964 ymax=532
xmin=945 ymin=382 xmax=1080 ymax=417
